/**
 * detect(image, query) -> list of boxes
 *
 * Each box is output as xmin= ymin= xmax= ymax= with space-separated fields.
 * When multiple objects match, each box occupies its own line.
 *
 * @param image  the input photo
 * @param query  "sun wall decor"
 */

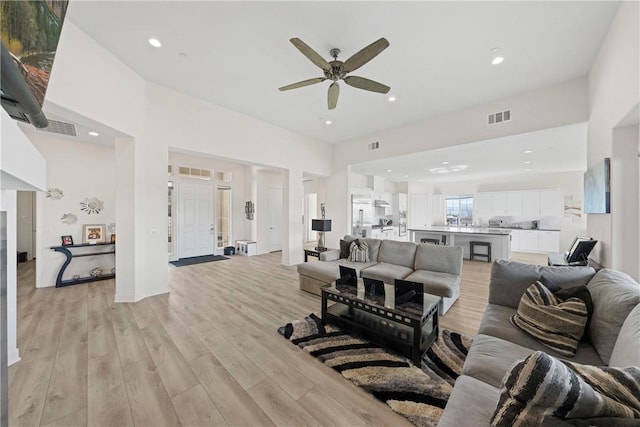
xmin=61 ymin=213 xmax=78 ymax=224
xmin=80 ymin=197 xmax=104 ymax=215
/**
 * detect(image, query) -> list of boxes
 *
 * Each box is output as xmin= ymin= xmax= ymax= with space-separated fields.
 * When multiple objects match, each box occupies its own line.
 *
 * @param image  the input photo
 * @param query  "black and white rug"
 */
xmin=278 ymin=313 xmax=472 ymax=427
xmin=169 ymin=255 xmax=229 ymax=267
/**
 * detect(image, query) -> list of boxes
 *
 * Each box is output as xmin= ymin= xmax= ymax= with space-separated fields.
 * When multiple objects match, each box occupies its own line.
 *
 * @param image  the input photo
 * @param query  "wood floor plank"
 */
xmin=123 ymin=357 xmax=182 ymax=427
xmin=42 ymin=407 xmax=87 ymax=427
xmin=8 ymin=357 xmax=54 ymax=426
xmin=189 ymin=354 xmax=275 ymax=427
xmin=40 ymin=343 xmax=88 ymax=426
xmin=20 ymin=290 xmax=67 ymax=362
xmin=87 ymin=352 xmax=134 ymax=427
xmin=247 ymin=378 xmax=321 ymax=427
xmin=140 ymin=323 xmax=199 ymax=397
xmin=130 ymin=299 xmax=159 ymax=330
xmin=87 ymin=284 xmax=118 ymax=359
xmin=171 ymin=384 xmax=228 ymax=427
xmin=110 ymin=302 xmax=149 ymax=368
xmin=298 ymin=386 xmax=367 ymax=427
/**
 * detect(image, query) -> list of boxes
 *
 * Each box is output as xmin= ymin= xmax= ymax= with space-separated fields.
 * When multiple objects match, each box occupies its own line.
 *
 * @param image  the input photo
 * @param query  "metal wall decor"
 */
xmin=80 ymin=197 xmax=104 ymax=215
xmin=245 ymin=201 xmax=255 ymax=220
xmin=107 ymin=223 xmax=115 ymax=233
xmin=61 ymin=213 xmax=78 ymax=224
xmin=46 ymin=188 xmax=64 ymax=200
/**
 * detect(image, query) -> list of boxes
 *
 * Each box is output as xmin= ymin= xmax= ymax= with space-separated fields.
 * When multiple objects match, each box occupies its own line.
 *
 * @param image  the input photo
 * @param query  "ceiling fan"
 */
xmin=279 ymin=37 xmax=391 ymax=110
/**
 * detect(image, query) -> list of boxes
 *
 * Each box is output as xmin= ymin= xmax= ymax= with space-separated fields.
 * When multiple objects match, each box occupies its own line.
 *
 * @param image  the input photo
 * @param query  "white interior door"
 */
xmin=16 ymin=191 xmax=34 ymax=260
xmin=268 ymin=187 xmax=282 ymax=252
xmin=178 ymin=180 xmax=214 ymax=258
xmin=306 ymin=193 xmax=317 ymax=243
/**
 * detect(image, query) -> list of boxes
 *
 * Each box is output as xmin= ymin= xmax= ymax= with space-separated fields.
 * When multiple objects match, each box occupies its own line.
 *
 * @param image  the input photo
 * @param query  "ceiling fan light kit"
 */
xmin=279 ymin=37 xmax=391 ymax=110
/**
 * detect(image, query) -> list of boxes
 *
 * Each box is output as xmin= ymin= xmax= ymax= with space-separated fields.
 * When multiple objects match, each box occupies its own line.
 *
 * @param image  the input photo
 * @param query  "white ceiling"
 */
xmin=350 ymin=123 xmax=587 ymax=183
xmin=65 ymin=1 xmax=618 ymax=145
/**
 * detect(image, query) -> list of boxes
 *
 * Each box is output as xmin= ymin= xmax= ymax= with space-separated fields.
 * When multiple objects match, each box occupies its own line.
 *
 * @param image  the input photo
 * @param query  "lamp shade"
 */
xmin=311 ymin=219 xmax=332 ymax=232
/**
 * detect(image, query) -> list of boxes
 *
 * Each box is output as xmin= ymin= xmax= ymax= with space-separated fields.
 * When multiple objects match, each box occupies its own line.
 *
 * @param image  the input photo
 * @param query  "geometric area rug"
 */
xmin=277 ymin=313 xmax=473 ymax=427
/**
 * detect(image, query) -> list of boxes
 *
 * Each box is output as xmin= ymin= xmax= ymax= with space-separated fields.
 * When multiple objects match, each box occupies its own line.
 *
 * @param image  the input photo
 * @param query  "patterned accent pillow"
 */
xmin=511 ymin=281 xmax=588 ymax=357
xmin=349 ymin=239 xmax=370 ymax=262
xmin=491 ymin=351 xmax=640 ymax=426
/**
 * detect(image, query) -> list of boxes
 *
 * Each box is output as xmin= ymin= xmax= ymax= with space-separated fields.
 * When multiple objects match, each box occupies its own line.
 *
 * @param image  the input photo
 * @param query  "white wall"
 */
xmin=587 ymin=1 xmax=640 ymax=270
xmin=1 ymin=190 xmax=20 ymax=365
xmin=30 ymin=134 xmax=116 ymax=287
xmin=256 ymin=170 xmax=283 ymax=255
xmin=1 ymin=110 xmax=46 ymax=191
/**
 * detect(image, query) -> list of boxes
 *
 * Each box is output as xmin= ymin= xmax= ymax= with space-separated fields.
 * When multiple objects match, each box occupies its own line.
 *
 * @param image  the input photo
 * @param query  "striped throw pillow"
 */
xmin=491 ymin=351 xmax=640 ymax=427
xmin=511 ymin=281 xmax=587 ymax=357
xmin=349 ymin=240 xmax=370 ymax=262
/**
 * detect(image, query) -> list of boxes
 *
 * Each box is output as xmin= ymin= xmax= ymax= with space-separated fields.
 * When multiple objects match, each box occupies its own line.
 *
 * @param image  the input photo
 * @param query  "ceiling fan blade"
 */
xmin=328 ymin=82 xmax=339 ymax=110
xmin=344 ymin=76 xmax=390 ymax=94
xmin=343 ymin=38 xmax=389 ymax=73
xmin=290 ymin=38 xmax=331 ymax=71
xmin=279 ymin=77 xmax=327 ymax=91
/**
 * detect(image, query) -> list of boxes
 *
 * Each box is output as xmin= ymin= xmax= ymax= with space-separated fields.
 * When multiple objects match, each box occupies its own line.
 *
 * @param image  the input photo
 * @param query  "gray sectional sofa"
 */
xmin=297 ymin=236 xmax=463 ymax=314
xmin=439 ymin=260 xmax=640 ymax=426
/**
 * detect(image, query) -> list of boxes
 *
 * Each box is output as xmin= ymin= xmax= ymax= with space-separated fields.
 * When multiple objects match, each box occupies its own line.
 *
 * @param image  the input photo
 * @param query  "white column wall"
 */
xmin=114 ymin=137 xmax=136 ymax=301
xmin=587 ymin=1 xmax=640 ymax=269
xmin=323 ymin=168 xmax=351 ymax=249
xmin=282 ymin=169 xmax=304 ymax=265
xmin=1 ymin=190 xmax=20 ymax=365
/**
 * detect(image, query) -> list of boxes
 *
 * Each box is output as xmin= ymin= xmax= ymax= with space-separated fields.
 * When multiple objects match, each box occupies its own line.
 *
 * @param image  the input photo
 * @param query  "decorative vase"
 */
xmin=90 ymin=267 xmax=103 ymax=278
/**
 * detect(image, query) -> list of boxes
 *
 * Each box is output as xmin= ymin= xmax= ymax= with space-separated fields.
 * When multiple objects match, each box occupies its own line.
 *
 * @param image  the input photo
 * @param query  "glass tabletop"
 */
xmin=325 ymin=278 xmax=440 ymax=319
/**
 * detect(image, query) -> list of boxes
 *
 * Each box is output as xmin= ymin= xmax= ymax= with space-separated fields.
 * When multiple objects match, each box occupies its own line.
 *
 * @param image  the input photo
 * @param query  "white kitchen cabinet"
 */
xmin=510 ymin=230 xmax=522 ymax=251
xmin=490 ymin=193 xmax=507 ymax=215
xmin=474 ymin=193 xmax=492 ymax=224
xmin=519 ymin=231 xmax=538 ymax=252
xmin=409 ymin=193 xmax=428 ymax=228
xmin=394 ymin=193 xmax=408 ymax=212
xmin=432 ymin=194 xmax=446 ymax=225
xmin=537 ymin=231 xmax=560 ymax=253
xmin=505 ymin=192 xmax=522 ymax=216
xmin=521 ymin=191 xmax=540 ymax=216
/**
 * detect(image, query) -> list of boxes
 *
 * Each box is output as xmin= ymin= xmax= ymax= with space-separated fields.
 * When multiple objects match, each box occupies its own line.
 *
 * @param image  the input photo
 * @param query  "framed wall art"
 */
xmin=83 ymin=224 xmax=105 ymax=244
xmin=61 ymin=235 xmax=74 ymax=246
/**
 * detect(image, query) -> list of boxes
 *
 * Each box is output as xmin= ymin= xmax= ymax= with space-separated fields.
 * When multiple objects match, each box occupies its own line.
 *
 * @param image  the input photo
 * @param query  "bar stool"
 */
xmin=420 ymin=238 xmax=440 ymax=245
xmin=470 ymin=241 xmax=492 ymax=262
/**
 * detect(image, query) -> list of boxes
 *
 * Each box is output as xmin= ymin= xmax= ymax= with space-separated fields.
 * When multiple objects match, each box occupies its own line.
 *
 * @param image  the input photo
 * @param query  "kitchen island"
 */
xmin=409 ymin=226 xmax=512 ymax=261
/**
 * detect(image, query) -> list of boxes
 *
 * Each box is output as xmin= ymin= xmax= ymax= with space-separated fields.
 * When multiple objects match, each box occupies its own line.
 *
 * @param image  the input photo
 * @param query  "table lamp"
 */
xmin=311 ymin=219 xmax=332 ymax=251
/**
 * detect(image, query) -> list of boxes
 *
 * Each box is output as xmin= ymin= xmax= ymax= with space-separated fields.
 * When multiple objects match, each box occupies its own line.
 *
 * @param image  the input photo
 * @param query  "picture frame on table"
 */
xmin=61 ymin=235 xmax=74 ymax=246
xmin=83 ymin=224 xmax=105 ymax=244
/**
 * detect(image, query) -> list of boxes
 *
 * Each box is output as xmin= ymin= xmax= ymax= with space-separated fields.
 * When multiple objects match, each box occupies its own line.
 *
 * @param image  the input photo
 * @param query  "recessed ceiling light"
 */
xmin=386 ymin=169 xmax=392 ymax=173
xmin=404 ymin=175 xmax=409 ymax=178
xmin=325 ymin=120 xmax=332 ymax=125
xmin=524 ymin=161 xmax=531 ymax=164
xmin=490 ymin=47 xmax=504 ymax=65
xmin=524 ymin=150 xmax=532 ymax=154
xmin=388 ymin=96 xmax=396 ymax=102
xmin=148 ymin=38 xmax=162 ymax=48
xmin=442 ymin=161 xmax=450 ymax=165
xmin=88 ymin=131 xmax=99 ymax=136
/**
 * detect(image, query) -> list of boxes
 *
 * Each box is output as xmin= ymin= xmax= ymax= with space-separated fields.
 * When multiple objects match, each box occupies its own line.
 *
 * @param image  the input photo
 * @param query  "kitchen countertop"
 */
xmin=409 ymin=226 xmax=512 ymax=236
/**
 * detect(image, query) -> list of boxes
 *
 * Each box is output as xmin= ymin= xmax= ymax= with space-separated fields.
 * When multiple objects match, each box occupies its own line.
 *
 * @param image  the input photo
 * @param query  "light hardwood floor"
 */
xmin=10 ymin=251 xmax=547 ymax=427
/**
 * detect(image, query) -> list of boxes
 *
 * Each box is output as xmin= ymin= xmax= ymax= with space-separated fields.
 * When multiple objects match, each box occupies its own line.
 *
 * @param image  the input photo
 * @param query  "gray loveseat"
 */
xmin=439 ymin=259 xmax=640 ymax=426
xmin=297 ymin=236 xmax=463 ymax=314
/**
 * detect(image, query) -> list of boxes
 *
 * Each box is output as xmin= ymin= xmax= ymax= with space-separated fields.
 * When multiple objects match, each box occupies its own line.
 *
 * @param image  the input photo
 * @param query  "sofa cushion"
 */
xmin=609 ymin=304 xmax=640 ymax=368
xmin=511 ymin=281 xmax=588 ymax=357
xmin=414 ymin=244 xmax=463 ymax=275
xmin=362 ymin=238 xmax=382 ymax=262
xmin=587 ymin=269 xmax=640 ymax=365
xmin=404 ymin=270 xmax=460 ymax=298
xmin=478 ymin=304 xmax=604 ymax=366
xmin=437 ymin=375 xmax=500 ymax=427
xmin=297 ymin=259 xmax=377 ymax=283
xmin=462 ymin=334 xmax=538 ymax=388
xmin=377 ymin=240 xmax=417 ymax=269
xmin=488 ymin=260 xmax=595 ymax=309
xmin=491 ymin=351 xmax=640 ymax=426
xmin=360 ymin=262 xmax=413 ymax=284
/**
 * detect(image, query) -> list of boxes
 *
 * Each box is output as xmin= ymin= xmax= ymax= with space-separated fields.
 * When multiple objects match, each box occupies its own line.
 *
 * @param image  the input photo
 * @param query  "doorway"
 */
xmin=305 ymin=193 xmax=317 ymax=243
xmin=16 ymin=191 xmax=35 ymax=261
xmin=268 ymin=187 xmax=282 ymax=252
xmin=178 ymin=180 xmax=214 ymax=259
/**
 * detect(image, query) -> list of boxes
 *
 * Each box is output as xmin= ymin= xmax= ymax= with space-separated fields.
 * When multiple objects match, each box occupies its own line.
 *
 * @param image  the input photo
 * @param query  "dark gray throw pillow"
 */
xmin=339 ymin=239 xmax=351 ymax=259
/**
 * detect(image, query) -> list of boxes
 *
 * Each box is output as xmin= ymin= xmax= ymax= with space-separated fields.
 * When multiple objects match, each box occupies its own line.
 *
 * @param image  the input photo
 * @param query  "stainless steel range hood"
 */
xmin=374 ymin=199 xmax=391 ymax=208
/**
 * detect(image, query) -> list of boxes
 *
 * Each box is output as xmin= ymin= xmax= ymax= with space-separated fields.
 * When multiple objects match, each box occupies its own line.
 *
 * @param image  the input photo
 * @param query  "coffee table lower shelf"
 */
xmin=321 ymin=290 xmax=438 ymax=365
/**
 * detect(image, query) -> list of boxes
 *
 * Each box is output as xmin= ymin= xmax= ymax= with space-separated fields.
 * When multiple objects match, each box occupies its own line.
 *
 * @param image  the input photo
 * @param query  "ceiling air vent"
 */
xmin=368 ymin=141 xmax=380 ymax=150
xmin=488 ymin=110 xmax=511 ymax=125
xmin=38 ymin=119 xmax=77 ymax=136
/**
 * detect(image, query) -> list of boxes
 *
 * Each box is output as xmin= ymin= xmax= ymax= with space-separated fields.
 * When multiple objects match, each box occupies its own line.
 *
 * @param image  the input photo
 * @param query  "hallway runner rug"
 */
xmin=278 ymin=313 xmax=472 ymax=427
xmin=169 ymin=255 xmax=229 ymax=267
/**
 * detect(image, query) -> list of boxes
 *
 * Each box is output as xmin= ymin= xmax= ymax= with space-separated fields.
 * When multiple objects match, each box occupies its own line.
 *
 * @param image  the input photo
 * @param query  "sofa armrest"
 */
xmin=320 ymin=249 xmax=341 ymax=262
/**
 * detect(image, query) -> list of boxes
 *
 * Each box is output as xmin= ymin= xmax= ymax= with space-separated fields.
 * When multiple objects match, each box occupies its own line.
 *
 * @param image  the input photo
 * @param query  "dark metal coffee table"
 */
xmin=321 ymin=279 xmax=440 ymax=365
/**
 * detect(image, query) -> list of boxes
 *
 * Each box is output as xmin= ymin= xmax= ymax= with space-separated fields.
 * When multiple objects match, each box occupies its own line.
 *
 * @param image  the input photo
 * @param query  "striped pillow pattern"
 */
xmin=349 ymin=240 xmax=370 ymax=263
xmin=511 ymin=281 xmax=587 ymax=357
xmin=491 ymin=351 xmax=640 ymax=427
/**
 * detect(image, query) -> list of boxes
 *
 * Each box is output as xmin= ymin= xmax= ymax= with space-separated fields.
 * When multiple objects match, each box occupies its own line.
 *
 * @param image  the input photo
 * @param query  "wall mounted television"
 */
xmin=0 ymin=0 xmax=69 ymax=128
xmin=583 ymin=157 xmax=610 ymax=214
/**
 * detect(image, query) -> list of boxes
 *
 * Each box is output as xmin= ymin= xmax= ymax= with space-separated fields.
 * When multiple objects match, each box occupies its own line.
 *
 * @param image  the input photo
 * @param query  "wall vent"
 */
xmin=368 ymin=141 xmax=380 ymax=150
xmin=38 ymin=119 xmax=77 ymax=136
xmin=488 ymin=110 xmax=511 ymax=125
xmin=178 ymin=166 xmax=212 ymax=180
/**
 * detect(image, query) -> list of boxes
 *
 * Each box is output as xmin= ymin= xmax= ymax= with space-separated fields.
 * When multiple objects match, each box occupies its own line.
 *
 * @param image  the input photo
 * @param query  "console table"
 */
xmin=50 ymin=243 xmax=115 ymax=287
